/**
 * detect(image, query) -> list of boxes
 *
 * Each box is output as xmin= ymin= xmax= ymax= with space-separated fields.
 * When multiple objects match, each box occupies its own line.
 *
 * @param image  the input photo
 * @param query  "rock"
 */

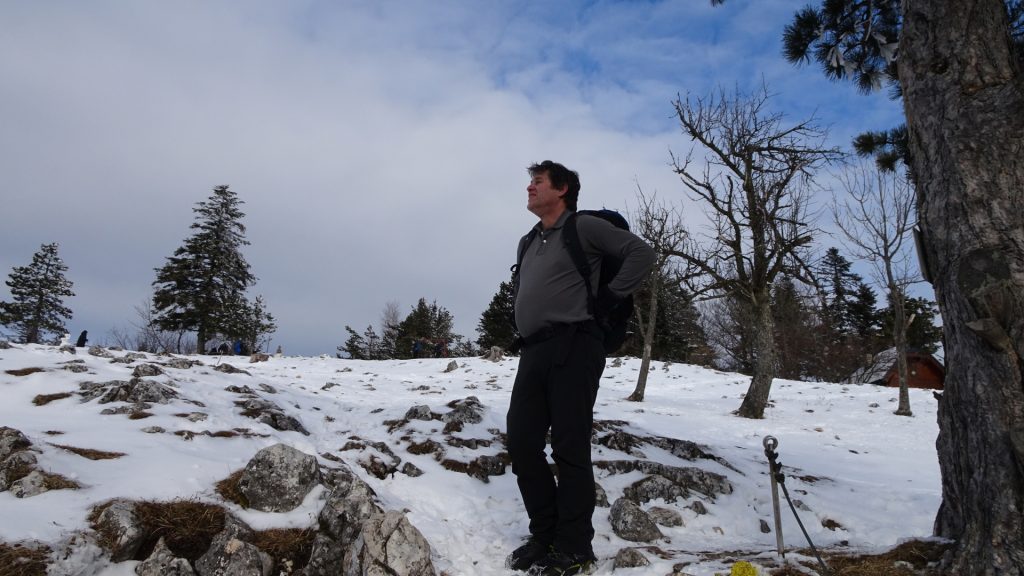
xmin=595 ymin=482 xmax=610 ymax=508
xmin=258 ymin=383 xmax=277 ymax=394
xmin=610 ymin=358 xmax=623 ymax=367
xmin=613 ymin=547 xmax=650 ymax=569
xmin=186 ymin=412 xmax=208 ymax=422
xmin=215 ymin=363 xmax=250 ymax=375
xmin=443 ymin=360 xmax=459 ymax=373
xmin=81 ymin=380 xmax=179 ymax=405
xmin=302 ymin=533 xmax=345 ymax=576
xmin=195 ymin=535 xmax=272 ymax=576
xmin=625 ymin=474 xmax=689 ymax=504
xmin=1 ymin=450 xmax=38 ymax=490
xmin=164 ymin=357 xmax=195 ymax=369
xmin=142 ymin=426 xmax=165 ymax=434
xmin=760 ymin=519 xmax=771 ymax=533
xmin=598 ymin=460 xmax=732 ymax=501
xmin=63 ymin=364 xmax=89 ymax=373
xmin=238 ymin=444 xmax=321 ymax=513
xmin=249 ymin=353 xmax=270 ymax=363
xmin=319 ymin=467 xmax=383 ymax=547
xmin=136 ymin=537 xmax=196 ymax=575
xmin=648 ymin=506 xmax=684 ymax=527
xmin=481 ymin=346 xmax=504 ymax=362
xmin=401 ymin=462 xmax=424 ymax=477
xmin=238 ymin=398 xmax=309 ymax=435
xmin=86 ymin=345 xmax=112 ymax=358
xmin=442 ymin=396 xmax=484 ymax=427
xmin=404 ymin=405 xmax=434 ymax=421
xmin=0 ymin=427 xmax=32 ymax=461
xmin=348 ymin=510 xmax=436 ymax=576
xmin=688 ymin=500 xmax=708 ymax=515
xmin=0 ymin=340 xmax=10 ymax=349
xmin=93 ymin=499 xmax=145 ymax=562
xmin=609 ymin=498 xmax=663 ymax=542
xmin=132 ymin=364 xmax=165 ymax=378
xmin=9 ymin=469 xmax=49 ymax=498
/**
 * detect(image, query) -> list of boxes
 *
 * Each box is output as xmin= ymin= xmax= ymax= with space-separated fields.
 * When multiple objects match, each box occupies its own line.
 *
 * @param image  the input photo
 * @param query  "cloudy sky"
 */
xmin=0 ymin=0 xmax=904 ymax=355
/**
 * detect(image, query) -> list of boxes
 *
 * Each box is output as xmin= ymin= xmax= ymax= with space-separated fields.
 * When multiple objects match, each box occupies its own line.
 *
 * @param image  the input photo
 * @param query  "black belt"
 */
xmin=519 ymin=320 xmax=600 ymax=348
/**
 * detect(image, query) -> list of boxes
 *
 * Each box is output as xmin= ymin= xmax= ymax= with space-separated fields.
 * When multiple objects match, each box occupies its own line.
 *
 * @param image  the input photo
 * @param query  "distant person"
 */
xmin=505 ymin=160 xmax=654 ymax=575
xmin=75 ymin=330 xmax=88 ymax=348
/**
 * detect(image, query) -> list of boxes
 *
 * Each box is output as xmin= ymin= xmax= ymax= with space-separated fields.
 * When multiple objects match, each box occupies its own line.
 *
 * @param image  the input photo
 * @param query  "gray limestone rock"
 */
xmin=404 ymin=405 xmax=433 ymax=421
xmin=195 ymin=535 xmax=271 ymax=576
xmin=132 ymin=364 xmax=165 ymax=378
xmin=9 ymin=469 xmax=49 ymax=498
xmin=301 ymin=533 xmax=345 ymax=576
xmin=347 ymin=510 xmax=436 ymax=576
xmin=238 ymin=444 xmax=321 ymax=513
xmin=609 ymin=498 xmax=663 ymax=543
xmin=93 ymin=499 xmax=146 ymax=562
xmin=0 ymin=427 xmax=31 ymax=461
xmin=613 ymin=548 xmax=651 ymax=569
xmin=135 ymin=537 xmax=196 ymax=576
xmin=648 ymin=506 xmax=684 ymax=527
xmin=1 ymin=450 xmax=38 ymax=490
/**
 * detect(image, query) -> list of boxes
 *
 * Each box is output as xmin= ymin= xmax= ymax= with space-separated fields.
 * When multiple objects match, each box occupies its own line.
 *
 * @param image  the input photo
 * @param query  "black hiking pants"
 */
xmin=506 ymin=322 xmax=606 ymax=556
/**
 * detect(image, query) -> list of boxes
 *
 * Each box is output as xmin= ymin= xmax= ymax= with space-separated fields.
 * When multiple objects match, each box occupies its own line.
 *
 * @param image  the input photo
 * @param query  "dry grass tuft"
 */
xmin=0 ymin=542 xmax=50 ymax=576
xmin=134 ymin=499 xmax=226 ymax=562
xmin=32 ymin=392 xmax=73 ymax=406
xmin=40 ymin=471 xmax=82 ymax=491
xmin=49 ymin=444 xmax=126 ymax=460
xmin=252 ymin=528 xmax=316 ymax=573
xmin=43 ymin=430 xmax=64 ymax=435
xmin=5 ymin=367 xmax=45 ymax=377
xmin=128 ymin=411 xmax=154 ymax=420
xmin=770 ymin=539 xmax=952 ymax=576
xmin=214 ymin=469 xmax=249 ymax=508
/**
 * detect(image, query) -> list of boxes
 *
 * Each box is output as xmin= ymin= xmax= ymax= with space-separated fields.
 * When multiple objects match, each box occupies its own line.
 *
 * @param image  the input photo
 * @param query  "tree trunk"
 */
xmin=901 ymin=1 xmax=1024 ymax=572
xmin=629 ymin=276 xmax=661 ymax=402
xmin=737 ymin=294 xmax=776 ymax=419
xmin=891 ymin=285 xmax=913 ymax=416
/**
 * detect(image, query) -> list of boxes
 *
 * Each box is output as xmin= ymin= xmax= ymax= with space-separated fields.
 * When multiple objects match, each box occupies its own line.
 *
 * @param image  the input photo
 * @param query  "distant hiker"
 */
xmin=217 ymin=342 xmax=230 ymax=355
xmin=75 ymin=330 xmax=88 ymax=348
xmin=505 ymin=160 xmax=654 ymax=575
xmin=233 ymin=340 xmax=242 ymax=355
xmin=275 ymin=345 xmax=283 ymax=358
xmin=433 ymin=339 xmax=444 ymax=358
xmin=412 ymin=338 xmax=423 ymax=358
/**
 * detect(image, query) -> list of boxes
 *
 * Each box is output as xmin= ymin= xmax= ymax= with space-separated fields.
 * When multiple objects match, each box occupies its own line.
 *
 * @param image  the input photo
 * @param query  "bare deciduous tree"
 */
xmin=833 ymin=160 xmax=919 ymax=415
xmin=627 ymin=189 xmax=689 ymax=402
xmin=668 ymin=85 xmax=841 ymax=418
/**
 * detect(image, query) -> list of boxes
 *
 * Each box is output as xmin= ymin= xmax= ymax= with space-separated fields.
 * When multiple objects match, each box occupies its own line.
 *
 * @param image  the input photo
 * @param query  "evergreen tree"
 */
xmin=771 ymin=277 xmax=819 ymax=380
xmin=151 ymin=185 xmax=258 ymax=353
xmin=817 ymin=248 xmax=864 ymax=335
xmin=848 ymin=282 xmax=881 ymax=339
xmin=394 ymin=298 xmax=460 ymax=359
xmin=476 ymin=278 xmax=515 ymax=351
xmin=340 ymin=325 xmax=368 ymax=359
xmin=622 ymin=280 xmax=709 ymax=364
xmin=219 ymin=294 xmax=276 ymax=354
xmin=881 ymin=295 xmax=942 ymax=354
xmin=0 ymin=243 xmax=75 ymax=344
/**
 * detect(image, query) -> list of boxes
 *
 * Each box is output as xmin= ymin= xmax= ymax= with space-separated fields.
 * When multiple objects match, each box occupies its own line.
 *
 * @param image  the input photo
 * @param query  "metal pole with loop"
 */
xmin=763 ymin=435 xmax=785 ymax=558
xmin=762 ymin=435 xmax=833 ymax=576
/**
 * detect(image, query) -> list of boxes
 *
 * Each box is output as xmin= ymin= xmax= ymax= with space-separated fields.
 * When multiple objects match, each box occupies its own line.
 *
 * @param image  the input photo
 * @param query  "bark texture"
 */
xmin=901 ymin=1 xmax=1024 ymax=573
xmin=737 ymin=294 xmax=776 ymax=419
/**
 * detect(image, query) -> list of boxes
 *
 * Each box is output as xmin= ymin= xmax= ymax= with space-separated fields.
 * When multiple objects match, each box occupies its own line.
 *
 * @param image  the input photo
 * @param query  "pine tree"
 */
xmin=0 ymin=243 xmax=75 ymax=344
xmin=881 ymin=295 xmax=942 ymax=354
xmin=340 ymin=325 xmax=368 ymax=359
xmin=151 ymin=185 xmax=259 ymax=353
xmin=219 ymin=294 xmax=276 ymax=354
xmin=395 ymin=298 xmax=460 ymax=359
xmin=476 ymin=278 xmax=515 ymax=351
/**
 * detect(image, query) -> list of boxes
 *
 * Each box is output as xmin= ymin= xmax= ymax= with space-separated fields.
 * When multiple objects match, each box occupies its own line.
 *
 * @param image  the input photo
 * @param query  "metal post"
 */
xmin=763 ymin=435 xmax=785 ymax=558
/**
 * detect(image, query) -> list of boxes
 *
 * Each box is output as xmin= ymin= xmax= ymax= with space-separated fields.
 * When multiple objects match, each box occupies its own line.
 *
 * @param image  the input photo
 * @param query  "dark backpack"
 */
xmin=512 ymin=209 xmax=635 ymax=354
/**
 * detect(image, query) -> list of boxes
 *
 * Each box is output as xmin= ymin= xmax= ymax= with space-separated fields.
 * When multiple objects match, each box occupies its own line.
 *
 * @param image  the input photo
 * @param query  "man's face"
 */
xmin=526 ymin=171 xmax=566 ymax=217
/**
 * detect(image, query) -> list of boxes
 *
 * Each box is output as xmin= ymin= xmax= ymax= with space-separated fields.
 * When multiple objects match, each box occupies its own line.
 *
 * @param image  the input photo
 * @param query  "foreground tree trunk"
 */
xmin=901 ymin=1 xmax=1024 ymax=573
xmin=737 ymin=293 xmax=776 ymax=419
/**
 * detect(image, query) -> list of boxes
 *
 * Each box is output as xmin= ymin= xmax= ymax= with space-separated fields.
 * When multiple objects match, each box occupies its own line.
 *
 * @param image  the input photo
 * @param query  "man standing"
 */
xmin=506 ymin=160 xmax=655 ymax=574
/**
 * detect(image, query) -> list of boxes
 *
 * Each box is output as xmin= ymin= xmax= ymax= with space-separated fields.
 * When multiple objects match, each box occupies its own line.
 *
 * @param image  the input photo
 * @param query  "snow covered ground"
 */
xmin=0 ymin=344 xmax=942 ymax=575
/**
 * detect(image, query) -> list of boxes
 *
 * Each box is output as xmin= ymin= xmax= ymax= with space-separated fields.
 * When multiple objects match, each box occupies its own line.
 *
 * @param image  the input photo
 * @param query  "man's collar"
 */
xmin=535 ymin=209 xmax=573 ymax=231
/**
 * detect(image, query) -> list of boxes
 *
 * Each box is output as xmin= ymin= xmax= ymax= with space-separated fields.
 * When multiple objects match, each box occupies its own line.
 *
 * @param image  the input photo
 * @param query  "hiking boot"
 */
xmin=505 ymin=538 xmax=551 ymax=571
xmin=529 ymin=549 xmax=597 ymax=575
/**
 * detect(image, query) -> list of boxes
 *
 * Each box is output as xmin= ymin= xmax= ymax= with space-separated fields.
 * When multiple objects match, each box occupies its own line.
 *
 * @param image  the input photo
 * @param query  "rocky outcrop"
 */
xmin=613 ymin=547 xmax=651 ymax=569
xmin=136 ymin=538 xmax=196 ymax=575
xmin=79 ymin=379 xmax=179 ymax=404
xmin=609 ymin=498 xmax=663 ymax=542
xmin=238 ymin=444 xmax=321 ymax=513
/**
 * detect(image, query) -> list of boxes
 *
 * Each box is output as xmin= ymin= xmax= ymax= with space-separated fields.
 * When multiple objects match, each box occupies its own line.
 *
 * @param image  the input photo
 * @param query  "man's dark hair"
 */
xmin=528 ymin=160 xmax=580 ymax=211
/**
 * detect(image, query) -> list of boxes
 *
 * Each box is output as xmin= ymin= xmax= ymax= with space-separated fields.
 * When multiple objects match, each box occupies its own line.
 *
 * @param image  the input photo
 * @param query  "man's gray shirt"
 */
xmin=514 ymin=210 xmax=656 ymax=339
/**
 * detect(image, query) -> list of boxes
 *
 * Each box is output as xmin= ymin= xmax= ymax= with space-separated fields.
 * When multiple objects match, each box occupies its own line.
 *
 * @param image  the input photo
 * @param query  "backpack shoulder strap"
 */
xmin=561 ymin=212 xmax=596 ymax=314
